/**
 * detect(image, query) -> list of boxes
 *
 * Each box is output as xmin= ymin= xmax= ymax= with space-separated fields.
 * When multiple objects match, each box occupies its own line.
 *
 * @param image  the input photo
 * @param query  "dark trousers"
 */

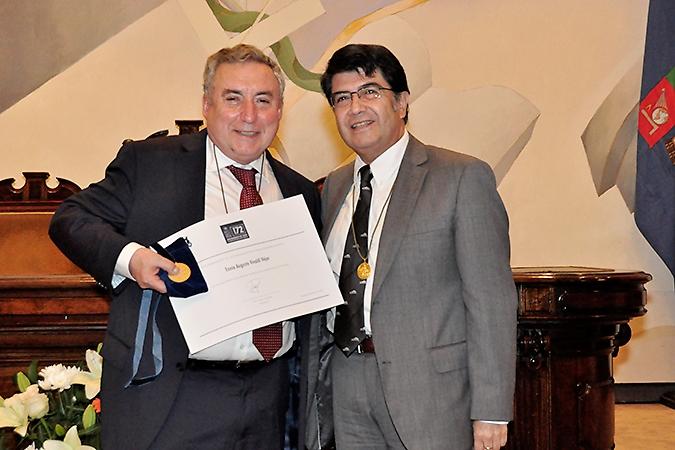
xmin=149 ymin=357 xmax=290 ymax=450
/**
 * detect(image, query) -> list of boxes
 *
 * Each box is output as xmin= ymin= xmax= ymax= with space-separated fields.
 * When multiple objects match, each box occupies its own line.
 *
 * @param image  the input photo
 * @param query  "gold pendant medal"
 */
xmin=169 ymin=262 xmax=191 ymax=283
xmin=357 ymin=261 xmax=371 ymax=280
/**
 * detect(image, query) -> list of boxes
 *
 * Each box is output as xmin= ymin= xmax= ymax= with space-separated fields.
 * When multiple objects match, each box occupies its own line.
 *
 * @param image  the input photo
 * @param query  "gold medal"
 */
xmin=169 ymin=262 xmax=191 ymax=283
xmin=357 ymin=261 xmax=371 ymax=280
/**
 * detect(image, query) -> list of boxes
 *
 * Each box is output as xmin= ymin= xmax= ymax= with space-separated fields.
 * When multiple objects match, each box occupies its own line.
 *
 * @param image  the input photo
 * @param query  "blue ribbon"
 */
xmin=125 ymin=289 xmax=163 ymax=387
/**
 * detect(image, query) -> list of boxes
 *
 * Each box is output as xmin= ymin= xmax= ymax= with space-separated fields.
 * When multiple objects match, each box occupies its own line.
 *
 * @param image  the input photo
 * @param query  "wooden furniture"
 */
xmin=0 ymin=172 xmax=109 ymax=398
xmin=175 ymin=119 xmax=204 ymax=135
xmin=507 ymin=267 xmax=650 ymax=450
xmin=0 ymin=173 xmax=651 ymax=450
xmin=0 ymin=121 xmax=204 ymax=399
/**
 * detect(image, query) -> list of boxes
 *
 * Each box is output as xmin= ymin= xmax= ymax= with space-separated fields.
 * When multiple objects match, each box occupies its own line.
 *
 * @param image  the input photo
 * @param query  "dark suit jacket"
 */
xmin=49 ymin=130 xmax=321 ymax=450
xmin=313 ymin=135 xmax=517 ymax=450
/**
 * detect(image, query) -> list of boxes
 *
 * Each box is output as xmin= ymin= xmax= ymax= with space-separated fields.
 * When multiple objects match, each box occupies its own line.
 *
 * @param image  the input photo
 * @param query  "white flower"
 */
xmin=38 ymin=364 xmax=82 ymax=392
xmin=15 ymin=384 xmax=49 ymax=419
xmin=0 ymin=394 xmax=29 ymax=436
xmin=0 ymin=385 xmax=48 ymax=436
xmin=72 ymin=350 xmax=102 ymax=399
xmin=42 ymin=425 xmax=96 ymax=450
xmin=25 ymin=443 xmax=43 ymax=450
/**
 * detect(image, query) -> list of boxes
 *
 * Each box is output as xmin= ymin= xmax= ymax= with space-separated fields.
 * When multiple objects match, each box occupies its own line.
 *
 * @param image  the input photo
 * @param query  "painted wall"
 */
xmin=1 ymin=0 xmax=672 ymax=382
xmin=0 ymin=0 xmax=166 ymax=114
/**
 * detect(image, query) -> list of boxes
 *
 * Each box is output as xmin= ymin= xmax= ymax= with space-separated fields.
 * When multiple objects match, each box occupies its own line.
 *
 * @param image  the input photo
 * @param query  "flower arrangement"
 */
xmin=0 ymin=347 xmax=102 ymax=450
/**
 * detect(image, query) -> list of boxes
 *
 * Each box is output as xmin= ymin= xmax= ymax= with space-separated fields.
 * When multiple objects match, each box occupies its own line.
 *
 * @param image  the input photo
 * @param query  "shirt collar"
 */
xmin=353 ymin=131 xmax=409 ymax=186
xmin=206 ymin=135 xmax=270 ymax=181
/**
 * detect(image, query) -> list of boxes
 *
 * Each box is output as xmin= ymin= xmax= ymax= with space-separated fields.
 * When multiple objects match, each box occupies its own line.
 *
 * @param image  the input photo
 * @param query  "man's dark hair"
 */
xmin=320 ymin=44 xmax=410 ymax=122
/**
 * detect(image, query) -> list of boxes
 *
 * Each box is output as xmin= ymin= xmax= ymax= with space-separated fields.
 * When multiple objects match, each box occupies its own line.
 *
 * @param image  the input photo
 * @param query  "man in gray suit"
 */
xmin=317 ymin=44 xmax=517 ymax=450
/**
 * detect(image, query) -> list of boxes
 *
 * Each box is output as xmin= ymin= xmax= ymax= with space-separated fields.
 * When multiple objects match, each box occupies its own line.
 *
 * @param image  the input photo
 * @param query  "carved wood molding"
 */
xmin=175 ymin=119 xmax=203 ymax=135
xmin=0 ymin=172 xmax=80 ymax=212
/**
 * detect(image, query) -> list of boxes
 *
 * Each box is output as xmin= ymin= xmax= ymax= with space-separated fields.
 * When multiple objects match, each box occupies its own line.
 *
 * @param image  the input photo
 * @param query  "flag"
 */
xmin=636 ymin=0 xmax=675 ymax=279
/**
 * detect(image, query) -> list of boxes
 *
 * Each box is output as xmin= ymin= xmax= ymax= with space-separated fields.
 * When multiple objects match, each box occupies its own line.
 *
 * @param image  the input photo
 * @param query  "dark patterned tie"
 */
xmin=334 ymin=165 xmax=373 ymax=356
xmin=228 ymin=165 xmax=282 ymax=361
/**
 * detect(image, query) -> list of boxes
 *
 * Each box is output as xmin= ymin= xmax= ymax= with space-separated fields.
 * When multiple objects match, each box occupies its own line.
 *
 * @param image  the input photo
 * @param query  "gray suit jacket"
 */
xmin=314 ymin=135 xmax=517 ymax=450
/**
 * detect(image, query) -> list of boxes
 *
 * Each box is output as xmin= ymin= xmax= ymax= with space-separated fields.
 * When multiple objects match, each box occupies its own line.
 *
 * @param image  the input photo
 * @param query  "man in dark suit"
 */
xmin=49 ymin=44 xmax=320 ymax=450
xmin=313 ymin=44 xmax=518 ymax=450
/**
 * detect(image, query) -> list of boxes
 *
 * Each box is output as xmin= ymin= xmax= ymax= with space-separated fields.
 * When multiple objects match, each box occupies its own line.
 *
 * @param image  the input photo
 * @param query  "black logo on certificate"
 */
xmin=220 ymin=220 xmax=250 ymax=243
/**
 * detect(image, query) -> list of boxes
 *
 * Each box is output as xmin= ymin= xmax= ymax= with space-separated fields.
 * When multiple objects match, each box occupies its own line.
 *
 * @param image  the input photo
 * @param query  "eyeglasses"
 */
xmin=329 ymin=84 xmax=395 ymax=108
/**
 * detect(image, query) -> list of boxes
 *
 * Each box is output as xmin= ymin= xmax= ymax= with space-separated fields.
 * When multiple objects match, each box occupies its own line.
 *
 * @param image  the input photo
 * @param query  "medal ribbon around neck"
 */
xmin=349 ymin=171 xmax=394 ymax=280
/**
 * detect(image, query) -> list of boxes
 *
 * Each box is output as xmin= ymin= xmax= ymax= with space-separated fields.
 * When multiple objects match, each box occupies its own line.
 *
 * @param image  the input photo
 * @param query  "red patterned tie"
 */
xmin=227 ymin=165 xmax=282 ymax=361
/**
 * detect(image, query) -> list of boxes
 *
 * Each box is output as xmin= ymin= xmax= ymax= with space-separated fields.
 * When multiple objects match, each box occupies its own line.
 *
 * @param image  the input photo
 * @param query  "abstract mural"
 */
xmin=0 ymin=0 xmax=166 ymax=114
xmin=199 ymin=0 xmax=539 ymax=182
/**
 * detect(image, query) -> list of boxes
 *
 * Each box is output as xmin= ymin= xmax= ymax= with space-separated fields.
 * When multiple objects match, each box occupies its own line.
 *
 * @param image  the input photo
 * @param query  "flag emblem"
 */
xmin=638 ymin=69 xmax=675 ymax=148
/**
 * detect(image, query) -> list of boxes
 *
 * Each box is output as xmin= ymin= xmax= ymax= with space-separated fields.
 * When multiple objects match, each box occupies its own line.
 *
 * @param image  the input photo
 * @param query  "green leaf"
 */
xmin=27 ymin=360 xmax=39 ymax=383
xmin=82 ymin=404 xmax=96 ymax=430
xmin=15 ymin=371 xmax=30 ymax=392
xmin=96 ymin=342 xmax=103 ymax=354
xmin=55 ymin=423 xmax=66 ymax=436
xmin=78 ymin=423 xmax=100 ymax=436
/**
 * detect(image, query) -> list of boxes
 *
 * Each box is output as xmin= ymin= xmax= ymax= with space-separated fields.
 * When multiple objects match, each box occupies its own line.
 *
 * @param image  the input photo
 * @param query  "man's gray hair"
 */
xmin=203 ymin=44 xmax=285 ymax=97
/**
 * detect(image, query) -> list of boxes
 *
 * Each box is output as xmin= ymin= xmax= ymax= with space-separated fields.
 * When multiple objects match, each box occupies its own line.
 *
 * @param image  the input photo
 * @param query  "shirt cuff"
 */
xmin=478 ymin=420 xmax=508 ymax=425
xmin=113 ymin=242 xmax=145 ymax=283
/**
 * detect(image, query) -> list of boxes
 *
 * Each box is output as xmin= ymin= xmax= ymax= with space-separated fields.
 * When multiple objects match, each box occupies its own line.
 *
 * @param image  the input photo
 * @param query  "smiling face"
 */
xmin=330 ymin=69 xmax=408 ymax=163
xmin=202 ymin=61 xmax=282 ymax=164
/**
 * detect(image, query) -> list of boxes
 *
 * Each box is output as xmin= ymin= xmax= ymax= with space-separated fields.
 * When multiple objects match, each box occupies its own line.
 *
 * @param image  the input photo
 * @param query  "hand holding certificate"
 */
xmin=159 ymin=195 xmax=342 ymax=355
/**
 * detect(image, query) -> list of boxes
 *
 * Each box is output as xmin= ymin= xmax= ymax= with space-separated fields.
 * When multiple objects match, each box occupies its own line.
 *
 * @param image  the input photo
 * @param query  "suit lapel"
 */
xmin=267 ymin=151 xmax=297 ymax=198
xmin=321 ymin=164 xmax=354 ymax=245
xmin=173 ymin=130 xmax=207 ymax=229
xmin=372 ymin=137 xmax=429 ymax=301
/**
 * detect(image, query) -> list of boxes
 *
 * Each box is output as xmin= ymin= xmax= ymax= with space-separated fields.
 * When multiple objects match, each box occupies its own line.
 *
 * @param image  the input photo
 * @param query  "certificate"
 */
xmin=159 ymin=195 xmax=342 ymax=355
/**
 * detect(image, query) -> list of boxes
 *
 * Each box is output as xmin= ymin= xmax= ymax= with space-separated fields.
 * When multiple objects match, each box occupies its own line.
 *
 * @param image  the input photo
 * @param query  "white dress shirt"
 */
xmin=114 ymin=135 xmax=294 ymax=361
xmin=325 ymin=132 xmax=409 ymax=334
